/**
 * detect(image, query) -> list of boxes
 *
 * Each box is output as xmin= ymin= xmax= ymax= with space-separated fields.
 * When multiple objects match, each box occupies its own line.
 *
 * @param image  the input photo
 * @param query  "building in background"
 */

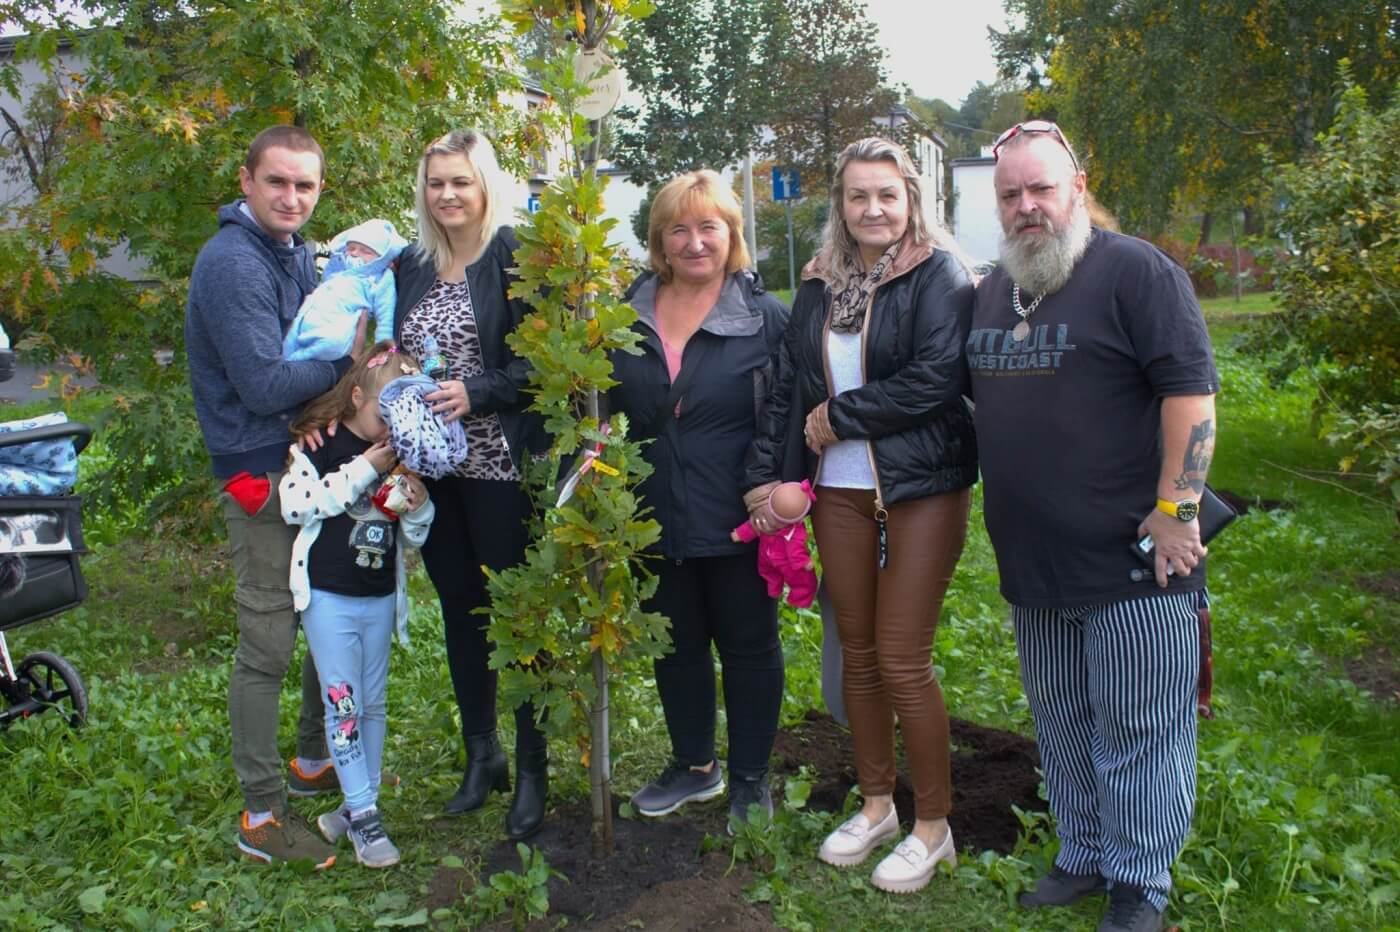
xmin=951 ymin=148 xmax=998 ymax=266
xmin=0 ymin=33 xmax=151 ymax=281
xmin=875 ymin=105 xmax=947 ymax=224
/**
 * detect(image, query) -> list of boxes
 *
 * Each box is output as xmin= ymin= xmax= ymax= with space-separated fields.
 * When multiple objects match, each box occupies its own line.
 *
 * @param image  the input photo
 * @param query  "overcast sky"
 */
xmin=864 ymin=0 xmax=1013 ymax=105
xmin=9 ymin=1 xmax=1013 ymax=108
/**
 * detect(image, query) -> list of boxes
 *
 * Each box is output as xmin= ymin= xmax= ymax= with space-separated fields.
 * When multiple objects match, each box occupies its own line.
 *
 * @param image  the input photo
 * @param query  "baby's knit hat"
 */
xmin=329 ymin=219 xmax=408 ymax=263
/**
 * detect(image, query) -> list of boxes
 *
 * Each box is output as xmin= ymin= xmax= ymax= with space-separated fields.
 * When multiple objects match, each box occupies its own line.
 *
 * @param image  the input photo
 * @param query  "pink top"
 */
xmin=660 ymin=336 xmax=684 ymax=382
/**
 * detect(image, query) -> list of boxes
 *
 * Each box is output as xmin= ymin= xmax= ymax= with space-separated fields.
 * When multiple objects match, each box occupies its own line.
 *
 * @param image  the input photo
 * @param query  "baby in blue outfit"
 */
xmin=283 ymin=219 xmax=409 ymax=361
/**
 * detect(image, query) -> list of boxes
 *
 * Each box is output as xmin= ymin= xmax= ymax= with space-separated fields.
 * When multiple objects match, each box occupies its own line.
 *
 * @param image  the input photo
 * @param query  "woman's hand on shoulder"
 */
xmin=425 ymin=379 xmax=471 ymax=422
xmin=295 ymin=420 xmax=337 ymax=453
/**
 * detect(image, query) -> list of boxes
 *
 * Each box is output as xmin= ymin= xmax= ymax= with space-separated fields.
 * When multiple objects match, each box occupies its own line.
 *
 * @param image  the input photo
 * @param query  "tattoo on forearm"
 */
xmin=1174 ymin=418 xmax=1215 ymax=493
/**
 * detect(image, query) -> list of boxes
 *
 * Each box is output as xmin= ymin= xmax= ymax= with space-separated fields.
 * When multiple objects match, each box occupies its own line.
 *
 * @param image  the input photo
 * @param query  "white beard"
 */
xmin=998 ymin=200 xmax=1092 ymax=297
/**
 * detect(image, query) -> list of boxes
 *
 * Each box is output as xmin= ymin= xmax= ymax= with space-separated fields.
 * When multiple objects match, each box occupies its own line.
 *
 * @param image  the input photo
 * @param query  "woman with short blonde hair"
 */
xmin=609 ymin=168 xmax=788 ymax=831
xmin=646 ymin=169 xmax=753 ymax=282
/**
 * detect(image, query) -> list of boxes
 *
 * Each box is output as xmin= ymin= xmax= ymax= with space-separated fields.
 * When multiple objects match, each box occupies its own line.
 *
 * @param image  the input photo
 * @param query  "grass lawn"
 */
xmin=2 ymin=296 xmax=1397 ymax=930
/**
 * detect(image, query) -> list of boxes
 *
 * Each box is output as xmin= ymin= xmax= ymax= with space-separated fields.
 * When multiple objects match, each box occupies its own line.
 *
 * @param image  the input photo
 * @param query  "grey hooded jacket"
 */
xmin=185 ymin=201 xmax=351 ymax=478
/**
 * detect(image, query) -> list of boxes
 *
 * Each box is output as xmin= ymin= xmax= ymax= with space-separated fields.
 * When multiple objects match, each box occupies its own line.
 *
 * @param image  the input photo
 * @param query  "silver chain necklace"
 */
xmin=1011 ymin=284 xmax=1043 ymax=340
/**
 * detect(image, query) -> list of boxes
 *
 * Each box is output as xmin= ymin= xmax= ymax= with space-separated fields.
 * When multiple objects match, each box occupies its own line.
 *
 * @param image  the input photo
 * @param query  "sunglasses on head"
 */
xmin=992 ymin=120 xmax=1081 ymax=172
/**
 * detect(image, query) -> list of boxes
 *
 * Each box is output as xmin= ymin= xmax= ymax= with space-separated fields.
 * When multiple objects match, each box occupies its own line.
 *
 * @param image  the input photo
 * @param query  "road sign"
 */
xmin=772 ymin=167 xmax=801 ymax=202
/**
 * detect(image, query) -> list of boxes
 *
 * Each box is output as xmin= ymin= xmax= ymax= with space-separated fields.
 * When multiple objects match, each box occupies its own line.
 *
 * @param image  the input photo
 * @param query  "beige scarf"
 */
xmin=828 ymin=242 xmax=901 ymax=334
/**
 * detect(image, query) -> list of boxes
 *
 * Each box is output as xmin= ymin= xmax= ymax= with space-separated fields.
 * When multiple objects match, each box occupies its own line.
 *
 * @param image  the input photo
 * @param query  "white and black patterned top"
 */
xmin=399 ymin=278 xmax=519 ymax=481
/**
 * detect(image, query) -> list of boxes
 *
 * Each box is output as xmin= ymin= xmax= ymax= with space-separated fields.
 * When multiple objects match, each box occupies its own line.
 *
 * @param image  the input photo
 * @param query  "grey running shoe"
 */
xmin=317 ymin=806 xmax=351 ymax=845
xmin=1098 ymin=884 xmax=1163 ymax=932
xmin=727 ymin=774 xmax=774 ymax=835
xmin=1019 ymin=864 xmax=1108 ymax=907
xmin=631 ymin=761 xmax=725 ymax=817
xmin=347 ymin=811 xmax=400 ymax=868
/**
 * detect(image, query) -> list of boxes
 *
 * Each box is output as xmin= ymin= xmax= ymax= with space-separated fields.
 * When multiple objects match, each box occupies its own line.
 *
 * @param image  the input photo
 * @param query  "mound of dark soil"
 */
xmin=433 ymin=796 xmax=775 ymax=931
xmin=445 ymin=712 xmax=1043 ymax=928
xmin=1344 ymin=646 xmax=1400 ymax=704
xmin=772 ymin=709 xmax=1044 ymax=854
xmin=1356 ymin=570 xmax=1400 ymax=603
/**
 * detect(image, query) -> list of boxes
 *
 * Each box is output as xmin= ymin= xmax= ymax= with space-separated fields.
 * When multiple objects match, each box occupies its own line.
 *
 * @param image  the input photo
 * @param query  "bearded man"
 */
xmin=966 ymin=123 xmax=1219 ymax=932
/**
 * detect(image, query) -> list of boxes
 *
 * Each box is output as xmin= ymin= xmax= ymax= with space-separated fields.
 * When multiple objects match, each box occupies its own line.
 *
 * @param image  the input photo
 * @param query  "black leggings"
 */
xmin=420 ymin=475 xmax=544 ymax=755
xmin=645 ymin=552 xmax=784 ymax=778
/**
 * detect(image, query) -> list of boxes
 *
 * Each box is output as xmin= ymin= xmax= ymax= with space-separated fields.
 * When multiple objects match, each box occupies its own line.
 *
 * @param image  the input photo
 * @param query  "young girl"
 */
xmin=280 ymin=340 xmax=434 ymax=868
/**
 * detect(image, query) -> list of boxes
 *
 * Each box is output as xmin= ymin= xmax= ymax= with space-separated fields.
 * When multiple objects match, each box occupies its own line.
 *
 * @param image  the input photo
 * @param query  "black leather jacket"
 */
xmin=745 ymin=247 xmax=978 ymax=508
xmin=393 ymin=227 xmax=547 ymax=472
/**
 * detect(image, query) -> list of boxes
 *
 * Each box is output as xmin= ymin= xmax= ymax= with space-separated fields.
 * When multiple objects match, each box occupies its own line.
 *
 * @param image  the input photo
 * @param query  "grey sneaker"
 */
xmin=347 ymin=811 xmax=400 ymax=868
xmin=1098 ymin=884 xmax=1163 ymax=932
xmin=631 ymin=761 xmax=725 ymax=816
xmin=727 ymin=774 xmax=773 ymax=835
xmin=317 ymin=806 xmax=351 ymax=845
xmin=1019 ymin=864 xmax=1108 ymax=907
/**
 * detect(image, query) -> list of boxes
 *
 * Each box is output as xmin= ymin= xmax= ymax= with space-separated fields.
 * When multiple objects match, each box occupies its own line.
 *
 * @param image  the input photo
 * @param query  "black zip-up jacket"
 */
xmin=745 ymin=246 xmax=978 ymax=508
xmin=610 ymin=270 xmax=789 ymax=560
xmin=393 ymin=227 xmax=547 ymax=472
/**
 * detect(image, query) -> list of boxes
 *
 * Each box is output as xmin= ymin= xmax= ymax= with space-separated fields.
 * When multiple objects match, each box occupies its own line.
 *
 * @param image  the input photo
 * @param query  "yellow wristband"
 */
xmin=1155 ymin=498 xmax=1180 ymax=518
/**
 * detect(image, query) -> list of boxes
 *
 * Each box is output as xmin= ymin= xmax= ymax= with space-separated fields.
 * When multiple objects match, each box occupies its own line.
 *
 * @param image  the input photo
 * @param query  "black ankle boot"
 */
xmin=503 ymin=745 xmax=548 ymax=840
xmin=444 ymin=732 xmax=509 ymax=815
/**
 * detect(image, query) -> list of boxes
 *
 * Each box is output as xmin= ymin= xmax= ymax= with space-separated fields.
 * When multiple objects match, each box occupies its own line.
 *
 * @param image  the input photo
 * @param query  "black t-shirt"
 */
xmin=967 ymin=228 xmax=1219 ymax=609
xmin=305 ymin=429 xmax=397 ymax=598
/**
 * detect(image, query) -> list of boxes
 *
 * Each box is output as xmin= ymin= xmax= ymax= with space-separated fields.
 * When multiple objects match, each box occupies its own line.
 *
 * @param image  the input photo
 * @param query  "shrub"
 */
xmin=1254 ymin=72 xmax=1400 ymax=411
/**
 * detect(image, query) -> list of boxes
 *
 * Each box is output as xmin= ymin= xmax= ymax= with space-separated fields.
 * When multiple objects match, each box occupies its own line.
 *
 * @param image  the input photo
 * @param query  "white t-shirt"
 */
xmin=816 ymin=328 xmax=875 ymax=489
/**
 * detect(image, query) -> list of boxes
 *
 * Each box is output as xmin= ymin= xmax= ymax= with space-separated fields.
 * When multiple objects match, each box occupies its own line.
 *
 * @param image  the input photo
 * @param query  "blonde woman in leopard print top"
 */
xmin=391 ymin=130 xmax=549 ymax=842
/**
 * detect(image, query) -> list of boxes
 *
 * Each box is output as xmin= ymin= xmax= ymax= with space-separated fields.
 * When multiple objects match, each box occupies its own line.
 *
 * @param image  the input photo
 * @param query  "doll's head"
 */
xmin=770 ymin=480 xmax=816 ymax=523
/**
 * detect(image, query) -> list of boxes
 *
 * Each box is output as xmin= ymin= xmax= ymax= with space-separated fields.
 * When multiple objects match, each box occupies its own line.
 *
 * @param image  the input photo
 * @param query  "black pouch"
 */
xmin=1132 ymin=484 xmax=1238 ymax=565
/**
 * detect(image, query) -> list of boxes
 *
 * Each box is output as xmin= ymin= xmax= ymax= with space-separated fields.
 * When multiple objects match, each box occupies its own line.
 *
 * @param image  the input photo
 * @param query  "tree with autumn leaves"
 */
xmin=488 ymin=0 xmax=671 ymax=857
xmin=993 ymin=0 xmax=1400 ymax=238
xmin=0 ymin=0 xmax=522 ymax=520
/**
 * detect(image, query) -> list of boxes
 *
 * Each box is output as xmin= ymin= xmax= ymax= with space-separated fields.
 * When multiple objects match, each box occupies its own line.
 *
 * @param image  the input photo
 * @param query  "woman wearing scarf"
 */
xmin=744 ymin=137 xmax=977 ymax=894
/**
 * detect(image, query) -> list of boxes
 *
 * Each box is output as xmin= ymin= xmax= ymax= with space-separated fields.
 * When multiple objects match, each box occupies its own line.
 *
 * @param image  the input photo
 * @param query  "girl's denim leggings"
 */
xmin=301 ymin=588 xmax=395 ymax=813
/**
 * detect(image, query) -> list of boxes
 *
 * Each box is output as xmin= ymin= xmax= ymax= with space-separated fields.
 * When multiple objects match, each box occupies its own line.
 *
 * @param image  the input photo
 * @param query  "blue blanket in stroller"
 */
xmin=0 ymin=412 xmax=80 ymax=497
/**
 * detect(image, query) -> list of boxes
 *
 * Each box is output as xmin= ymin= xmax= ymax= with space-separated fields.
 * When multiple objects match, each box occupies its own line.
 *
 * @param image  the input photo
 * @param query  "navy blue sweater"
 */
xmin=185 ymin=202 xmax=351 ymax=478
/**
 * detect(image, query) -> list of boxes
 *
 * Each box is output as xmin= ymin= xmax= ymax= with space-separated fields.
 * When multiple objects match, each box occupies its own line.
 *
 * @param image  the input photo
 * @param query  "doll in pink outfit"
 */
xmin=731 ymin=480 xmax=819 ymax=608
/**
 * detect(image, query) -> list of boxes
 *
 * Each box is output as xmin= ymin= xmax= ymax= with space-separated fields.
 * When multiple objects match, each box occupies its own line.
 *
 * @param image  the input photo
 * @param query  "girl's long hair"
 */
xmin=290 ymin=340 xmax=415 ymax=437
xmin=816 ymin=136 xmax=973 ymax=281
xmin=414 ymin=129 xmax=510 ymax=276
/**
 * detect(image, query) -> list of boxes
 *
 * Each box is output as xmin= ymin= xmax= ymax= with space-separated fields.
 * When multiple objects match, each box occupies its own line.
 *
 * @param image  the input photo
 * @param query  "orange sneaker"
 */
xmin=236 ymin=810 xmax=336 ymax=869
xmin=287 ymin=758 xmax=339 ymax=798
xmin=287 ymin=759 xmax=402 ymax=796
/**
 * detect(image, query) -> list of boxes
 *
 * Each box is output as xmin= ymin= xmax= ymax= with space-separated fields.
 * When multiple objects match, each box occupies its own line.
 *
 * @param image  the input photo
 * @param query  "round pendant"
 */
xmin=1012 ymin=320 xmax=1030 ymax=341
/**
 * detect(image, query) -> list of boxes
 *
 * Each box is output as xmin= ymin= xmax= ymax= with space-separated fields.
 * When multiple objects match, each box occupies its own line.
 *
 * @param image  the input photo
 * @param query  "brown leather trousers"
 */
xmin=811 ymin=485 xmax=971 ymax=820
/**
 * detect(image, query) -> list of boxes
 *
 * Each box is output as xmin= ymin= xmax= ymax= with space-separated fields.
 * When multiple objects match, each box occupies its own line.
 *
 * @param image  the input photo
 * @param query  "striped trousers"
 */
xmin=1012 ymin=591 xmax=1202 ymax=911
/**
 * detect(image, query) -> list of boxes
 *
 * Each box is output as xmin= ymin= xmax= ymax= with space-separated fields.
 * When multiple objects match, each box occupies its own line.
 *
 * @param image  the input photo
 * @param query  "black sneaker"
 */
xmin=631 ymin=761 xmax=725 ymax=817
xmin=1019 ymin=864 xmax=1109 ymax=907
xmin=1098 ymin=884 xmax=1163 ymax=932
xmin=727 ymin=774 xmax=774 ymax=835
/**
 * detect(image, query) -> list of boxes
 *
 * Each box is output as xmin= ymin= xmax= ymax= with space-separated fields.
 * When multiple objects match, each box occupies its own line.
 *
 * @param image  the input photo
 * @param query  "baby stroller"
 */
xmin=0 ymin=328 xmax=91 ymax=728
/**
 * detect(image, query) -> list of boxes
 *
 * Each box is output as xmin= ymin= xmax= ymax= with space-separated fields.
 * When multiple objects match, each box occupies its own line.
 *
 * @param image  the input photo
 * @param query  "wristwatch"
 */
xmin=1156 ymin=498 xmax=1199 ymax=522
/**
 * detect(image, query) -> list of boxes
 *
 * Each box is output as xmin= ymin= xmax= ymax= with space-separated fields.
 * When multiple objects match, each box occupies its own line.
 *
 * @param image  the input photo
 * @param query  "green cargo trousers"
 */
xmin=221 ymin=469 xmax=327 ymax=814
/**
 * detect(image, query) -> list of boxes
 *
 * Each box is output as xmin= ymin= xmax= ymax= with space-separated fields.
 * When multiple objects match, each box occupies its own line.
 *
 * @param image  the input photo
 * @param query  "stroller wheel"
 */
xmin=16 ymin=651 xmax=88 ymax=727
